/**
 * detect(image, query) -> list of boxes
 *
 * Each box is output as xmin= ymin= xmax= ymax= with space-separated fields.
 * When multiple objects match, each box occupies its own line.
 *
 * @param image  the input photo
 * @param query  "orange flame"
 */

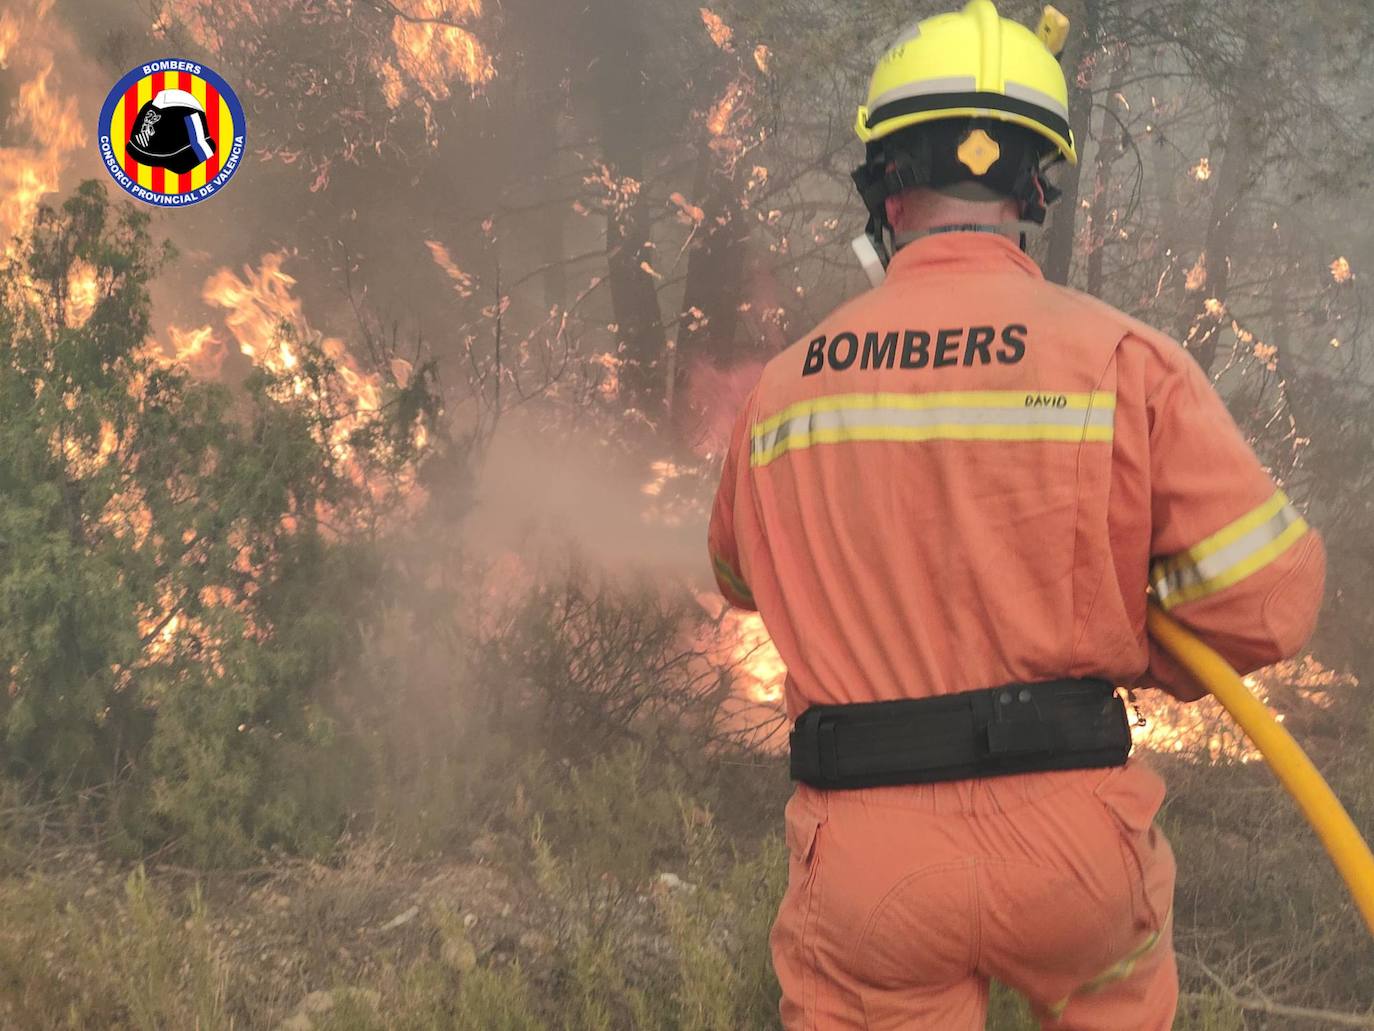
xmin=380 ymin=0 xmax=494 ymax=108
xmin=707 ymin=79 xmax=746 ymax=138
xmin=202 ymin=252 xmax=385 ymax=475
xmin=52 ymin=419 xmax=118 ymax=477
xmin=66 ymin=260 xmax=98 ymax=328
xmin=700 ymin=8 xmax=735 ymax=50
xmin=725 ymin=611 xmax=785 ymax=705
xmin=166 ymin=324 xmax=226 ymax=378
xmin=0 ymin=10 xmax=22 ymax=65
xmin=0 ymin=4 xmax=85 ymax=250
xmin=425 ymin=240 xmax=477 ymax=297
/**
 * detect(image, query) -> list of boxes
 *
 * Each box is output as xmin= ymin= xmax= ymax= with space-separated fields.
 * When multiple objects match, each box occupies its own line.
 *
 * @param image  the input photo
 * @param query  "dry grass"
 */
xmin=7 ymin=749 xmax=1367 ymax=1029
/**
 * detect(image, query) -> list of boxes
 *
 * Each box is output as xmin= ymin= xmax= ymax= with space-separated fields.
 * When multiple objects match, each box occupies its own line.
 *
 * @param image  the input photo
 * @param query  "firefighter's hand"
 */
xmin=1133 ymin=640 xmax=1210 ymax=703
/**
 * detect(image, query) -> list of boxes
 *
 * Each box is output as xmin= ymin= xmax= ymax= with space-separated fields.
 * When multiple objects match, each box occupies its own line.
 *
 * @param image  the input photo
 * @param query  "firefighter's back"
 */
xmin=740 ymin=231 xmax=1152 ymax=719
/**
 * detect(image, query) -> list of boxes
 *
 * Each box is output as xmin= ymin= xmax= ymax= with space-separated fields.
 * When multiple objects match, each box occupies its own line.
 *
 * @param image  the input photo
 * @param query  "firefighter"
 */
xmin=706 ymin=1 xmax=1327 ymax=1027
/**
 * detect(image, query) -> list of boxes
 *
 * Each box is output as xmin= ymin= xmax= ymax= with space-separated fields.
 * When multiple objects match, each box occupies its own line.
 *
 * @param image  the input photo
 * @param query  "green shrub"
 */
xmin=0 ymin=184 xmax=431 ymax=864
xmin=0 ymin=866 xmax=229 ymax=1029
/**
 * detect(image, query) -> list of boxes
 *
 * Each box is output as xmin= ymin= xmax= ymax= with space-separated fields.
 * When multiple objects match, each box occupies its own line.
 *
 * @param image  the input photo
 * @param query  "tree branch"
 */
xmin=1183 ymin=955 xmax=1374 ymax=1028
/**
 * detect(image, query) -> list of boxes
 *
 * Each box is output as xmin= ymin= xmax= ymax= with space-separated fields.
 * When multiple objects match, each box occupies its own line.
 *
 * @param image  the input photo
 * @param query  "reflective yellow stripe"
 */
xmin=752 ymin=390 xmax=1115 ymax=438
xmin=713 ymin=554 xmax=754 ymax=605
xmin=1048 ymin=910 xmax=1170 ymax=1018
xmin=750 ymin=390 xmax=1115 ymax=468
xmin=1152 ymin=490 xmax=1309 ymax=610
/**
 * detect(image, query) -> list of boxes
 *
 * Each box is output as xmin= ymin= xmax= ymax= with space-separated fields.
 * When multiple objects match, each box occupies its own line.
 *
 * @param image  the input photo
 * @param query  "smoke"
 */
xmin=675 ymin=355 xmax=767 ymax=457
xmin=463 ymin=409 xmax=716 ymax=591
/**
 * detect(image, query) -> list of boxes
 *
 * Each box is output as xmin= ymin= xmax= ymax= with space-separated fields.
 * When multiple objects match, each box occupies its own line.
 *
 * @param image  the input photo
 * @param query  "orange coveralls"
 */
xmin=707 ymin=232 xmax=1326 ymax=1029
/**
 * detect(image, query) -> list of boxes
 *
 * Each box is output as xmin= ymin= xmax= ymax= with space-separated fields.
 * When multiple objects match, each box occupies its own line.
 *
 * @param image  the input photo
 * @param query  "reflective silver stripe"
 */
xmin=868 ymin=76 xmax=978 ymax=114
xmin=750 ymin=391 xmax=1115 ymax=467
xmin=1151 ymin=491 xmax=1310 ymax=610
xmin=1003 ymin=80 xmax=1070 ymax=121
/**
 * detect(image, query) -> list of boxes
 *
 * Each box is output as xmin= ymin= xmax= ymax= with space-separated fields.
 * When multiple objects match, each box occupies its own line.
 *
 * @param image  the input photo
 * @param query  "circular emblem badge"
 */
xmin=98 ymin=60 xmax=246 ymax=208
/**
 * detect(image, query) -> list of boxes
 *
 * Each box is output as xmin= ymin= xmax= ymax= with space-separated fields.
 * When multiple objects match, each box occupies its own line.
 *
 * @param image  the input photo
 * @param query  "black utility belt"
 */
xmin=789 ymin=678 xmax=1131 ymax=790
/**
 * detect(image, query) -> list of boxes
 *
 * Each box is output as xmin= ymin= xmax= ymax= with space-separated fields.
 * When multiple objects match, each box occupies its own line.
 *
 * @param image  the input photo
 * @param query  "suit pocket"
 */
xmin=783 ymin=788 xmax=824 ymax=871
xmin=1092 ymin=760 xmax=1175 ymax=932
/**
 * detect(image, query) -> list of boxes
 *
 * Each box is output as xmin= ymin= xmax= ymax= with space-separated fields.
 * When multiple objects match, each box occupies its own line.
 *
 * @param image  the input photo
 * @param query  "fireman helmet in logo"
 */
xmin=98 ymin=60 xmax=246 ymax=207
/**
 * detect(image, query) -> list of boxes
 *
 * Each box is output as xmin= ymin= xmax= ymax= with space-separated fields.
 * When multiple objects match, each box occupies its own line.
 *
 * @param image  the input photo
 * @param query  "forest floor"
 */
xmin=2 ymin=748 xmax=1373 ymax=1030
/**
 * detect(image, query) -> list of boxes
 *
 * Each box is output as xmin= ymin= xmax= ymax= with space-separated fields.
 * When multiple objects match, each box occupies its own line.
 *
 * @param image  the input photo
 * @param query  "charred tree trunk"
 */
xmin=533 ymin=106 xmax=568 ymax=313
xmin=1085 ymin=45 xmax=1129 ymax=298
xmin=1172 ymin=73 xmax=1259 ymax=375
xmin=676 ymin=157 xmax=749 ymax=367
xmin=580 ymin=0 xmax=667 ymax=421
xmin=666 ymin=159 xmax=758 ymax=453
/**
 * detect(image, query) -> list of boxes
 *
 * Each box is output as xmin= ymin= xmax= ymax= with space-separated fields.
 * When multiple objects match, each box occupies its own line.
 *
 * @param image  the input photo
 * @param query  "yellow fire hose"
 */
xmin=1147 ymin=604 xmax=1374 ymax=937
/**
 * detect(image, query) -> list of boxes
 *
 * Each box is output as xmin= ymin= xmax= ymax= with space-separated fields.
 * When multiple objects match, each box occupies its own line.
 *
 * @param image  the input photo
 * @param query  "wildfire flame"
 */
xmin=701 ymin=8 xmax=735 ymax=51
xmin=200 ymin=252 xmax=385 ymax=477
xmin=0 ymin=10 xmax=21 ymax=63
xmin=380 ymin=0 xmax=494 ymax=108
xmin=53 ymin=418 xmax=119 ymax=477
xmin=0 ymin=3 xmax=85 ymax=250
xmin=1184 ymin=253 xmax=1208 ymax=292
xmin=724 ymin=611 xmax=785 ymax=705
xmin=426 ymin=240 xmax=477 ymax=297
xmin=707 ymin=79 xmax=747 ymax=140
xmin=66 ymin=260 xmax=99 ymax=328
xmin=163 ymin=324 xmax=225 ymax=378
xmin=697 ymin=594 xmax=788 ymax=748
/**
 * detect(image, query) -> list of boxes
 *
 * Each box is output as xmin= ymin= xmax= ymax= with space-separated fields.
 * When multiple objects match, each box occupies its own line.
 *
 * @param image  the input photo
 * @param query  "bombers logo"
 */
xmin=98 ymin=60 xmax=246 ymax=207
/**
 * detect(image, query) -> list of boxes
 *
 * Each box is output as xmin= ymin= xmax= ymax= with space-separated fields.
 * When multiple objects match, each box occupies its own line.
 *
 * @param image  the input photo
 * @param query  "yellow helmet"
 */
xmin=856 ymin=0 xmax=1077 ymax=166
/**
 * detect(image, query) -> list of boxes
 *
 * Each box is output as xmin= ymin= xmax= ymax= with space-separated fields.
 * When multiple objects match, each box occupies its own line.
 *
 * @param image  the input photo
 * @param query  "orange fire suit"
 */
xmin=707 ymin=231 xmax=1326 ymax=1029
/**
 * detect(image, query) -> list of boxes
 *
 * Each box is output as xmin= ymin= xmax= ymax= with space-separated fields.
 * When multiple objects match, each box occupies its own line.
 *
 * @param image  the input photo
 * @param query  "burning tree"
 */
xmin=0 ymin=183 xmax=433 ymax=861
